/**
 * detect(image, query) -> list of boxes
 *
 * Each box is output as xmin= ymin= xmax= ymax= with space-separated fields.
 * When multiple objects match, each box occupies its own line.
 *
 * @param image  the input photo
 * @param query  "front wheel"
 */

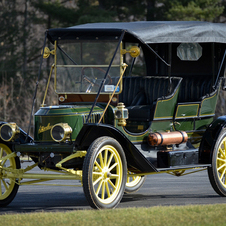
xmin=208 ymin=129 xmax=226 ymax=196
xmin=82 ymin=136 xmax=127 ymax=209
xmin=0 ymin=143 xmax=20 ymax=207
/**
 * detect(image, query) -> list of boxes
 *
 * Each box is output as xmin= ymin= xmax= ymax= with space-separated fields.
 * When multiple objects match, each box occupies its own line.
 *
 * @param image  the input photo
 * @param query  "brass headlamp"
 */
xmin=0 ymin=123 xmax=20 ymax=142
xmin=50 ymin=123 xmax=72 ymax=142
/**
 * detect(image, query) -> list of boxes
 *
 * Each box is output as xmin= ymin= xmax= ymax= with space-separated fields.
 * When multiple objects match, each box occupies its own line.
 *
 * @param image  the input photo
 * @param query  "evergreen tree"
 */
xmin=164 ymin=0 xmax=224 ymax=21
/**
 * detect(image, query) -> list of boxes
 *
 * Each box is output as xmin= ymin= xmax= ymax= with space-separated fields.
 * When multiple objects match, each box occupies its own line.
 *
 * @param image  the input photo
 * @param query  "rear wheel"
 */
xmin=83 ymin=136 xmax=127 ymax=209
xmin=208 ymin=129 xmax=226 ymax=196
xmin=0 ymin=143 xmax=20 ymax=207
xmin=125 ymin=172 xmax=146 ymax=194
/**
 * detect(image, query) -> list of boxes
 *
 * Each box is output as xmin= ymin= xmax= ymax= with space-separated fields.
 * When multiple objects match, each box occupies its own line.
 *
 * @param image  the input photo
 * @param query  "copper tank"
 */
xmin=148 ymin=131 xmax=188 ymax=146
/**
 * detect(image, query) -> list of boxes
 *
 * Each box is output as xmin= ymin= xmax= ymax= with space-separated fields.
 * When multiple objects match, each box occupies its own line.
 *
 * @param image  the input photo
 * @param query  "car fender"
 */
xmin=75 ymin=123 xmax=158 ymax=173
xmin=199 ymin=116 xmax=226 ymax=164
xmin=0 ymin=121 xmax=33 ymax=144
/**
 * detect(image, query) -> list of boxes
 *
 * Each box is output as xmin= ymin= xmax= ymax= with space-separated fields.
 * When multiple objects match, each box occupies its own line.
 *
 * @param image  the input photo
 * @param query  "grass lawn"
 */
xmin=1 ymin=204 xmax=226 ymax=226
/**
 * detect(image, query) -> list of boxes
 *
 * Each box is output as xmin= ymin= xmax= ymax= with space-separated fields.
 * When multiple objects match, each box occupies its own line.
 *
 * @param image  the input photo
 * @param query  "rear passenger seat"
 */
xmin=177 ymin=76 xmax=213 ymax=102
xmin=119 ymin=76 xmax=181 ymax=121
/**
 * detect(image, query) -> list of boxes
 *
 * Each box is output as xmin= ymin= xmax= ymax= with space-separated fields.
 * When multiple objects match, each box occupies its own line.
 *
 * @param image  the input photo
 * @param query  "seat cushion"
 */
xmin=130 ymin=90 xmax=146 ymax=106
xmin=127 ymin=105 xmax=152 ymax=121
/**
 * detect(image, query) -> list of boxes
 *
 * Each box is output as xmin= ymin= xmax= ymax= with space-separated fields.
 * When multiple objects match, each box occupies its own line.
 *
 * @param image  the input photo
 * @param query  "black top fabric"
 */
xmin=47 ymin=21 xmax=226 ymax=44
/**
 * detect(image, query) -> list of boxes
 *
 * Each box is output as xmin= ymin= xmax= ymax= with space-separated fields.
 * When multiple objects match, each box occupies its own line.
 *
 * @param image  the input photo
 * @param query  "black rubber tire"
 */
xmin=208 ymin=129 xmax=226 ymax=196
xmin=125 ymin=174 xmax=146 ymax=194
xmin=0 ymin=143 xmax=20 ymax=207
xmin=82 ymin=136 xmax=127 ymax=209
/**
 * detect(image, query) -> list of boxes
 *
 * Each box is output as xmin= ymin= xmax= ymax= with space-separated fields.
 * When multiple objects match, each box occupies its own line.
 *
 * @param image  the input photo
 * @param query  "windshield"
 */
xmin=55 ymin=40 xmax=122 ymax=94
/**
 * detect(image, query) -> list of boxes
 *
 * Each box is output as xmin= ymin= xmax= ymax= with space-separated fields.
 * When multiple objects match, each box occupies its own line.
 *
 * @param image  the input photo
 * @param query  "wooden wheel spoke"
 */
xmin=219 ymin=148 xmax=226 ymax=158
xmin=217 ymin=157 xmax=226 ymax=162
xmin=220 ymin=168 xmax=226 ymax=180
xmin=104 ymin=149 xmax=108 ymax=167
xmin=108 ymin=179 xmax=116 ymax=190
xmin=93 ymin=172 xmax=102 ymax=176
xmin=105 ymin=181 xmax=111 ymax=198
xmin=95 ymin=180 xmax=103 ymax=195
xmin=93 ymin=174 xmax=102 ymax=186
xmin=106 ymin=153 xmax=114 ymax=168
xmin=109 ymin=162 xmax=118 ymax=172
xmin=94 ymin=160 xmax=102 ymax=171
xmin=101 ymin=181 xmax=106 ymax=199
xmin=98 ymin=153 xmax=104 ymax=168
xmin=217 ymin=163 xmax=226 ymax=171
xmin=1 ymin=159 xmax=7 ymax=167
xmin=1 ymin=179 xmax=9 ymax=190
xmin=127 ymin=176 xmax=130 ymax=183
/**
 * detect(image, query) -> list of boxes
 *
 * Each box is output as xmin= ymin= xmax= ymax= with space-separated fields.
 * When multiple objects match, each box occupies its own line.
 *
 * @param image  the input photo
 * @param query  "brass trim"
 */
xmin=41 ymin=64 xmax=55 ymax=107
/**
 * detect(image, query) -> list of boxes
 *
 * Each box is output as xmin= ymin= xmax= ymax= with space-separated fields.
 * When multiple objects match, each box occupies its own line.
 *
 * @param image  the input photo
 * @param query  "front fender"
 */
xmin=0 ymin=121 xmax=33 ymax=144
xmin=199 ymin=116 xmax=226 ymax=164
xmin=75 ymin=123 xmax=158 ymax=173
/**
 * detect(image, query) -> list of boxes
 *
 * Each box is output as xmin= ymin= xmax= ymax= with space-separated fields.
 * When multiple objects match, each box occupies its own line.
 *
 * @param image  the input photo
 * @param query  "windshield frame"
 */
xmin=53 ymin=38 xmax=124 ymax=95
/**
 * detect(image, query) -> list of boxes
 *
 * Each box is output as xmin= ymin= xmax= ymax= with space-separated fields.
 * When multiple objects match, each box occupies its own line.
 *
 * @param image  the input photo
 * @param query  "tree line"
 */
xmin=0 ymin=0 xmax=226 ymax=132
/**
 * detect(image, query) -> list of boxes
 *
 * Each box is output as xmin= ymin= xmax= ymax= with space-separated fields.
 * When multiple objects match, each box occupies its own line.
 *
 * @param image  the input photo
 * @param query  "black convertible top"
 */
xmin=47 ymin=21 xmax=226 ymax=44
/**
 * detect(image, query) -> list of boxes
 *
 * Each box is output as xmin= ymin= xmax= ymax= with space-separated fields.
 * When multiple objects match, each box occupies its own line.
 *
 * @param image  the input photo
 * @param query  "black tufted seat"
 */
xmin=119 ymin=76 xmax=181 ymax=121
xmin=177 ymin=76 xmax=213 ymax=102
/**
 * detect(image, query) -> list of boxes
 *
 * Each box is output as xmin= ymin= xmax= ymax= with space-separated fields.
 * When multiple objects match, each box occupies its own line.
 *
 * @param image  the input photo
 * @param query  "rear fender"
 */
xmin=75 ymin=123 xmax=157 ymax=173
xmin=199 ymin=116 xmax=226 ymax=164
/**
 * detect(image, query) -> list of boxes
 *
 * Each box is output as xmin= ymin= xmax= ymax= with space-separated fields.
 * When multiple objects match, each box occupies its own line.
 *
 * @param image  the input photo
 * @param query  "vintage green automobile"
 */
xmin=1 ymin=21 xmax=226 ymax=209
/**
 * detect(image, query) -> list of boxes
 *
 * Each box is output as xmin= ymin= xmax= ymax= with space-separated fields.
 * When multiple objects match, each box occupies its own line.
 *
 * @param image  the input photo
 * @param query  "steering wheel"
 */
xmin=81 ymin=67 xmax=112 ymax=93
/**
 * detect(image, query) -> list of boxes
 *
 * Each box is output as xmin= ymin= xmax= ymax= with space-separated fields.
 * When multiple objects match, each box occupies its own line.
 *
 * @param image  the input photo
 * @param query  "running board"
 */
xmin=157 ymin=164 xmax=211 ymax=172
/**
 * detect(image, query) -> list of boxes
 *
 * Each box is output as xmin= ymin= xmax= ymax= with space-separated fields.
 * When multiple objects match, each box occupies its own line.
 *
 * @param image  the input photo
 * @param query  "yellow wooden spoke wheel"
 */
xmin=208 ymin=131 xmax=226 ymax=196
xmin=125 ymin=172 xmax=146 ymax=194
xmin=0 ymin=143 xmax=20 ymax=207
xmin=83 ymin=137 xmax=127 ymax=209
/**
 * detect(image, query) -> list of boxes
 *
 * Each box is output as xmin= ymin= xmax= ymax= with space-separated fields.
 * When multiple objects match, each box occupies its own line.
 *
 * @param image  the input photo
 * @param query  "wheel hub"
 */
xmin=102 ymin=167 xmax=110 ymax=180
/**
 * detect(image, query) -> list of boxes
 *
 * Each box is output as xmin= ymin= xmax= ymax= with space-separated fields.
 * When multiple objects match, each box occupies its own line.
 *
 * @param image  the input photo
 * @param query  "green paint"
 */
xmin=175 ymin=104 xmax=199 ymax=118
xmin=154 ymin=89 xmax=179 ymax=119
xmin=200 ymin=93 xmax=218 ymax=116
xmin=34 ymin=105 xmax=104 ymax=142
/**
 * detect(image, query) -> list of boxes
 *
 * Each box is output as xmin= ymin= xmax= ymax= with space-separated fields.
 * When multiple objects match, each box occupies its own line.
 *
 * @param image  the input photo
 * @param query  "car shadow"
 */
xmin=0 ymin=191 xmax=90 ymax=214
xmin=0 ymin=190 xmax=224 ymax=214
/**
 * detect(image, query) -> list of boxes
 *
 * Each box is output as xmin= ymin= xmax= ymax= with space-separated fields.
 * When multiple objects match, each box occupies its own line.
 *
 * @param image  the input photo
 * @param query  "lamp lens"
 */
xmin=52 ymin=125 xmax=64 ymax=141
xmin=1 ymin=125 xmax=13 ymax=141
